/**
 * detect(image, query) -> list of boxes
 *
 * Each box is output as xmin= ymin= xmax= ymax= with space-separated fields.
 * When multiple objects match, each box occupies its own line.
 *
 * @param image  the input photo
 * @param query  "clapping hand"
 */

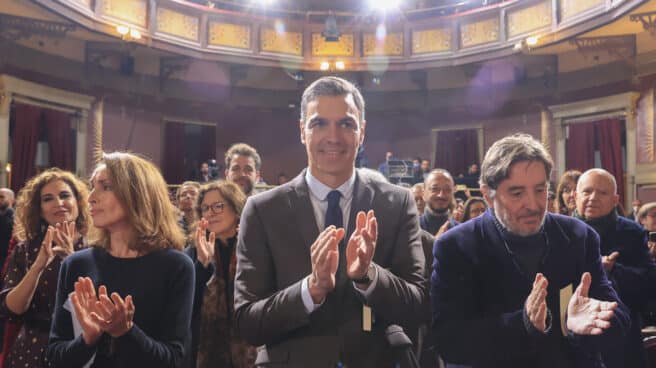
xmin=308 ymin=226 xmax=344 ymax=304
xmin=566 ymin=272 xmax=617 ymax=335
xmin=601 ymin=252 xmax=619 ymax=272
xmin=52 ymin=221 xmax=77 ymax=257
xmin=195 ymin=218 xmax=215 ymax=268
xmin=33 ymin=227 xmax=56 ymax=272
xmin=525 ymin=273 xmax=549 ymax=333
xmin=346 ymin=210 xmax=378 ymax=286
xmin=71 ymin=277 xmax=135 ymax=346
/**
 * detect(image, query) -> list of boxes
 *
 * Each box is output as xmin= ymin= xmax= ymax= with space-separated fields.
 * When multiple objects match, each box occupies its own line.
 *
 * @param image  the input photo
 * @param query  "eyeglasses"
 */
xmin=200 ymin=202 xmax=225 ymax=214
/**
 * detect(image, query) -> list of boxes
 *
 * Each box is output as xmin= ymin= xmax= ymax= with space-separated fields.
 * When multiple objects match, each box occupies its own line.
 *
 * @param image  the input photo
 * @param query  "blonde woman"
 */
xmin=0 ymin=168 xmax=90 ymax=368
xmin=47 ymin=152 xmax=194 ymax=368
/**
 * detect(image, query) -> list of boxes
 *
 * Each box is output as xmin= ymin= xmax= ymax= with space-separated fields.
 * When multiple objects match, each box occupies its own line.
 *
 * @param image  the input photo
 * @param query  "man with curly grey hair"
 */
xmin=431 ymin=133 xmax=629 ymax=367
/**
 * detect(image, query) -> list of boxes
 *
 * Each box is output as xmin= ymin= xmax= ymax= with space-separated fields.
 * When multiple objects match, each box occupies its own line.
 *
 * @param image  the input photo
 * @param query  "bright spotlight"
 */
xmin=368 ymin=0 xmax=401 ymax=11
xmin=526 ymin=36 xmax=539 ymax=46
xmin=116 ymin=25 xmax=129 ymax=36
xmin=129 ymin=29 xmax=142 ymax=40
xmin=320 ymin=61 xmax=330 ymax=71
xmin=335 ymin=61 xmax=345 ymax=70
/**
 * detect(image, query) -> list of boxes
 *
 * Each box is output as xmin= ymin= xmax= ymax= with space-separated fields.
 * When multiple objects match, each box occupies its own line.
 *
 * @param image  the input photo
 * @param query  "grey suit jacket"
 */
xmin=234 ymin=169 xmax=427 ymax=367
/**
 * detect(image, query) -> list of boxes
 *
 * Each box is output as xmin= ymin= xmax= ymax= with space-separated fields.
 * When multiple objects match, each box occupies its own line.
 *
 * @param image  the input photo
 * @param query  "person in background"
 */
xmin=224 ymin=143 xmax=262 ymax=197
xmin=377 ymin=151 xmax=393 ymax=179
xmin=176 ymin=181 xmax=200 ymax=237
xmin=411 ymin=183 xmax=426 ymax=215
xmin=461 ymin=196 xmax=487 ymax=223
xmin=555 ymin=170 xmax=581 ymax=216
xmin=573 ymin=168 xmax=656 ymax=368
xmin=0 ymin=169 xmax=91 ymax=368
xmin=186 ymin=181 xmax=255 ymax=368
xmin=421 ymin=169 xmax=459 ymax=238
xmin=0 ymin=188 xmax=15 ymax=267
xmin=47 ymin=152 xmax=194 ymax=368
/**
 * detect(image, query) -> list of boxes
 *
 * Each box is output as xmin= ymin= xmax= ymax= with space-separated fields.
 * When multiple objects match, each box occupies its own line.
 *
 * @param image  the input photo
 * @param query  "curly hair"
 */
xmin=88 ymin=152 xmax=185 ymax=252
xmin=14 ymin=168 xmax=91 ymax=242
xmin=555 ymin=170 xmax=581 ymax=215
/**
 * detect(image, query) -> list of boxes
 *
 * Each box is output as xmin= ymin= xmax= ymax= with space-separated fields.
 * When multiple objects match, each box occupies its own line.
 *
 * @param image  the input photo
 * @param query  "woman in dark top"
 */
xmin=461 ymin=196 xmax=488 ymax=223
xmin=0 ymin=168 xmax=90 ymax=368
xmin=185 ymin=181 xmax=255 ymax=368
xmin=47 ymin=152 xmax=194 ymax=368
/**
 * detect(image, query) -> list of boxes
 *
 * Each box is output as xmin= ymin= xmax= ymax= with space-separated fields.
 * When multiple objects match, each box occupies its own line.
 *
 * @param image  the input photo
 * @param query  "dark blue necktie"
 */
xmin=324 ymin=190 xmax=343 ymax=229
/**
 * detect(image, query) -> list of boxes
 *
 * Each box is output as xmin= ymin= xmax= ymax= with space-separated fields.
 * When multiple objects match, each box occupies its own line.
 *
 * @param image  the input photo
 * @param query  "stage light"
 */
xmin=526 ymin=36 xmax=539 ymax=46
xmin=335 ymin=61 xmax=345 ymax=70
xmin=320 ymin=61 xmax=330 ymax=71
xmin=116 ymin=25 xmax=129 ymax=36
xmin=368 ymin=0 xmax=401 ymax=11
xmin=129 ymin=29 xmax=142 ymax=40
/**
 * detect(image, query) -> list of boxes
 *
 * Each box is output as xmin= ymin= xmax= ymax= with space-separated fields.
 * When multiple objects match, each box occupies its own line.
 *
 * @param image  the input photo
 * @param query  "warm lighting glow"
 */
xmin=116 ymin=25 xmax=129 ymax=36
xmin=320 ymin=61 xmax=330 ymax=71
xmin=5 ymin=163 xmax=11 ymax=173
xmin=526 ymin=36 xmax=539 ymax=46
xmin=335 ymin=61 xmax=345 ymax=70
xmin=129 ymin=29 xmax=142 ymax=40
xmin=368 ymin=0 xmax=401 ymax=11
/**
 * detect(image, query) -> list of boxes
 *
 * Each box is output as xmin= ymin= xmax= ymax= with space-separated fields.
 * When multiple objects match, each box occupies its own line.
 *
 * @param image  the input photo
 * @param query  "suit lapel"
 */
xmin=347 ymin=171 xmax=375 ymax=237
xmin=289 ymin=170 xmax=320 ymax=251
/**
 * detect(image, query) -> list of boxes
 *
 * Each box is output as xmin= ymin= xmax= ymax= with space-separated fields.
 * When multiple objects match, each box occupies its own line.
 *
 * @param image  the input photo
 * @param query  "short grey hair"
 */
xmin=300 ymin=76 xmax=365 ymax=126
xmin=480 ymin=134 xmax=553 ymax=191
xmin=577 ymin=168 xmax=617 ymax=194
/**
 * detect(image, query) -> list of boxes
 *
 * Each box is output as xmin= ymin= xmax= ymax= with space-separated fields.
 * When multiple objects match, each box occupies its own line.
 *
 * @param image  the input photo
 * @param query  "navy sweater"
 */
xmin=46 ymin=247 xmax=194 ymax=368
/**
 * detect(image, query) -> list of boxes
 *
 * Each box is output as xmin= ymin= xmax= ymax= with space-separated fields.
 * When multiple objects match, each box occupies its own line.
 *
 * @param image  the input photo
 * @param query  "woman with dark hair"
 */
xmin=0 ymin=168 xmax=91 ymax=368
xmin=461 ymin=196 xmax=487 ymax=223
xmin=47 ymin=152 xmax=194 ymax=368
xmin=555 ymin=170 xmax=581 ymax=216
xmin=186 ymin=181 xmax=255 ymax=368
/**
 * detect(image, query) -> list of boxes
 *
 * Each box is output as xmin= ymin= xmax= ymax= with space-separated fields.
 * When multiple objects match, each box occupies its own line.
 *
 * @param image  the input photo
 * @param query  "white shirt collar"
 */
xmin=305 ymin=169 xmax=356 ymax=201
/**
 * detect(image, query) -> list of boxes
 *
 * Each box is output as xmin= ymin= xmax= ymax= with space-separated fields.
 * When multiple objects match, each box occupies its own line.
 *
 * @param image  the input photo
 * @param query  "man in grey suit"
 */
xmin=234 ymin=76 xmax=427 ymax=367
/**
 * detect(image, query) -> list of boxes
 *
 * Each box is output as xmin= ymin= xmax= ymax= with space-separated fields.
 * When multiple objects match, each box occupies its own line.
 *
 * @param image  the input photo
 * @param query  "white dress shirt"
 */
xmin=300 ymin=168 xmax=378 ymax=313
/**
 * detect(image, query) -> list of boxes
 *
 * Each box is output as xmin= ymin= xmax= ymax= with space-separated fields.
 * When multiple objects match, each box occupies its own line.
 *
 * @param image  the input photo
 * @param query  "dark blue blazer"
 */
xmin=598 ymin=216 xmax=656 ymax=368
xmin=431 ymin=211 xmax=630 ymax=368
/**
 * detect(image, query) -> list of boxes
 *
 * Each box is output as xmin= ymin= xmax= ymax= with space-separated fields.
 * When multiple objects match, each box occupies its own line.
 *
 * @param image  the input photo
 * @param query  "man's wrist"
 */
xmin=308 ymin=274 xmax=327 ymax=304
xmin=351 ymin=264 xmax=375 ymax=285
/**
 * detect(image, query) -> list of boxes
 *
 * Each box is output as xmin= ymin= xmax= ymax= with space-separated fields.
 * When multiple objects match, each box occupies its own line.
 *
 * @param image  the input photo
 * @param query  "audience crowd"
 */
xmin=0 ymin=76 xmax=655 ymax=368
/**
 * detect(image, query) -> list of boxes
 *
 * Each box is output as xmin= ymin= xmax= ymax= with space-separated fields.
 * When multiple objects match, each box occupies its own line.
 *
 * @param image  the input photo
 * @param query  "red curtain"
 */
xmin=565 ymin=122 xmax=595 ymax=172
xmin=434 ymin=129 xmax=478 ymax=177
xmin=199 ymin=125 xmax=217 ymax=164
xmin=11 ymin=104 xmax=41 ymax=193
xmin=596 ymin=119 xmax=625 ymax=206
xmin=163 ymin=122 xmax=186 ymax=185
xmin=44 ymin=109 xmax=73 ymax=171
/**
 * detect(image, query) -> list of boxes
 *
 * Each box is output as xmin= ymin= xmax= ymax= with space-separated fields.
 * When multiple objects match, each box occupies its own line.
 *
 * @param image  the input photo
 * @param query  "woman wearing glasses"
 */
xmin=46 ymin=152 xmax=194 ymax=368
xmin=186 ymin=181 xmax=255 ymax=368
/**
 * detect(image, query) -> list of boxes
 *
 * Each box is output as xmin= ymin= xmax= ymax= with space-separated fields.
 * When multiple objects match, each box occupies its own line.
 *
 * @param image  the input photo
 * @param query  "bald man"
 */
xmin=420 ymin=169 xmax=458 ymax=236
xmin=574 ymin=168 xmax=656 ymax=368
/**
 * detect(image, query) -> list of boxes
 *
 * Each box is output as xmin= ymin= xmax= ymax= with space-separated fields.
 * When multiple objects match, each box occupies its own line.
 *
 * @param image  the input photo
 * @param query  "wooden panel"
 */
xmin=156 ymin=7 xmax=199 ymax=41
xmin=101 ymin=0 xmax=147 ymax=27
xmin=560 ymin=0 xmax=604 ymax=20
xmin=412 ymin=28 xmax=452 ymax=54
xmin=507 ymin=1 xmax=552 ymax=38
xmin=208 ymin=21 xmax=251 ymax=49
xmin=363 ymin=32 xmax=403 ymax=56
xmin=260 ymin=28 xmax=302 ymax=55
xmin=460 ymin=17 xmax=499 ymax=48
xmin=311 ymin=33 xmax=354 ymax=56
